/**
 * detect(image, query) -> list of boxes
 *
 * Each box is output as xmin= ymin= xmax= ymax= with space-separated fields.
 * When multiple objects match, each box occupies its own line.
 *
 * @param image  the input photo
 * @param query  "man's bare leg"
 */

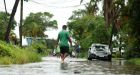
xmin=61 ymin=53 xmax=68 ymax=63
xmin=63 ymin=53 xmax=68 ymax=61
xmin=60 ymin=54 xmax=64 ymax=63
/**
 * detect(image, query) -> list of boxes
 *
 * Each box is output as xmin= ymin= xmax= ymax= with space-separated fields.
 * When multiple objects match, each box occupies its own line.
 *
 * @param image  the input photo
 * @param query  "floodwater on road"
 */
xmin=0 ymin=56 xmax=140 ymax=75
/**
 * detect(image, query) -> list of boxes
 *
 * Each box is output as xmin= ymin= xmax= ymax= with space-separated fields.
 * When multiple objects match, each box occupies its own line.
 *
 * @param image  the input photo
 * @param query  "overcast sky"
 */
xmin=0 ymin=0 xmax=91 ymax=39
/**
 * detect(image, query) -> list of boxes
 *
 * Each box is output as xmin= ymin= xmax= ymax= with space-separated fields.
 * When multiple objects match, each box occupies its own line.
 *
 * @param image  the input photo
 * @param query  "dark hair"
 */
xmin=62 ymin=25 xmax=67 ymax=29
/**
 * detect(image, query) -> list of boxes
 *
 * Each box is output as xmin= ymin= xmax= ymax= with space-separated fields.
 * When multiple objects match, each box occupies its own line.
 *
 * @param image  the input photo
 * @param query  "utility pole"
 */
xmin=19 ymin=0 xmax=23 ymax=47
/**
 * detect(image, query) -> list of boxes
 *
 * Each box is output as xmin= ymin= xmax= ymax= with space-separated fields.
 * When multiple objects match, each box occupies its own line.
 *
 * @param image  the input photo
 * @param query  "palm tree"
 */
xmin=69 ymin=9 xmax=86 ymax=20
xmin=22 ymin=12 xmax=57 ymax=38
xmin=3 ymin=0 xmax=7 ymax=14
xmin=80 ymin=0 xmax=101 ymax=15
xmin=5 ymin=0 xmax=20 ymax=43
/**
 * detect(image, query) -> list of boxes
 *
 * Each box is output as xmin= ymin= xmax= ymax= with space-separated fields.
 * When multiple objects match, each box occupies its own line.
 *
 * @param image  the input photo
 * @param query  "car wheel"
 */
xmin=107 ymin=55 xmax=112 ymax=61
xmin=88 ymin=57 xmax=92 ymax=60
xmin=88 ymin=54 xmax=92 ymax=60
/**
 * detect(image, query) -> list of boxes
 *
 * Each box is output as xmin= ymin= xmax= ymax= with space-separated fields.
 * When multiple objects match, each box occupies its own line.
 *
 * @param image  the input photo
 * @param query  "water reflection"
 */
xmin=60 ymin=63 xmax=68 ymax=70
xmin=1 ymin=57 xmax=140 ymax=75
xmin=86 ymin=59 xmax=140 ymax=75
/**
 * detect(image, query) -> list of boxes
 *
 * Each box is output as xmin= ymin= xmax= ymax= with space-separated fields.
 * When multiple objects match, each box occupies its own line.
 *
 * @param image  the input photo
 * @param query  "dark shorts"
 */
xmin=60 ymin=46 xmax=69 ymax=54
xmin=76 ymin=49 xmax=80 ymax=53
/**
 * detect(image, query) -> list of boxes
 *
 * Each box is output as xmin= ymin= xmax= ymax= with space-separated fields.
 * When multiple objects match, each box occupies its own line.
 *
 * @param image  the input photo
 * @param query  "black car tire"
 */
xmin=88 ymin=54 xmax=93 ymax=60
xmin=107 ymin=55 xmax=112 ymax=61
xmin=88 ymin=57 xmax=92 ymax=60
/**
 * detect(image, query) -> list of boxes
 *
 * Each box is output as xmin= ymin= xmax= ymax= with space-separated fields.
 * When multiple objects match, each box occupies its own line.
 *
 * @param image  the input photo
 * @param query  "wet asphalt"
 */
xmin=0 ymin=56 xmax=140 ymax=75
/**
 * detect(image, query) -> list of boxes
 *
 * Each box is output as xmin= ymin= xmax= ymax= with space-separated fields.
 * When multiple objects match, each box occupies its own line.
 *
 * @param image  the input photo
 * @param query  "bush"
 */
xmin=27 ymin=41 xmax=50 ymax=55
xmin=0 ymin=57 xmax=13 ymax=65
xmin=112 ymin=51 xmax=122 ymax=58
xmin=79 ymin=50 xmax=88 ymax=58
xmin=0 ymin=41 xmax=41 ymax=64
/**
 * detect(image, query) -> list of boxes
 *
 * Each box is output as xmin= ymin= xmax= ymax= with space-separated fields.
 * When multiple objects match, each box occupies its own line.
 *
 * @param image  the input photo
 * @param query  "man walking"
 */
xmin=57 ymin=25 xmax=72 ymax=63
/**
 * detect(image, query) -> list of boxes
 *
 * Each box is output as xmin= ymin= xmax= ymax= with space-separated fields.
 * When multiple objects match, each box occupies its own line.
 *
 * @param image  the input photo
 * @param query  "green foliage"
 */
xmin=46 ymin=39 xmax=57 ymax=49
xmin=23 ymin=38 xmax=52 ymax=56
xmin=68 ymin=15 xmax=95 ymax=40
xmin=112 ymin=51 xmax=122 ymax=58
xmin=124 ymin=37 xmax=140 ymax=59
xmin=68 ymin=15 xmax=110 ymax=51
xmin=0 ymin=12 xmax=17 ymax=40
xmin=81 ymin=0 xmax=140 ymax=59
xmin=80 ymin=35 xmax=92 ymax=51
xmin=26 ymin=40 xmax=51 ymax=56
xmin=126 ymin=58 xmax=140 ymax=66
xmin=86 ymin=0 xmax=102 ymax=15
xmin=122 ymin=0 xmax=140 ymax=58
xmin=91 ymin=16 xmax=110 ymax=44
xmin=81 ymin=0 xmax=102 ymax=15
xmin=0 ymin=41 xmax=41 ymax=64
xmin=69 ymin=9 xmax=86 ymax=20
xmin=79 ymin=50 xmax=88 ymax=58
xmin=0 ymin=57 xmax=13 ymax=65
xmin=22 ymin=12 xmax=57 ymax=37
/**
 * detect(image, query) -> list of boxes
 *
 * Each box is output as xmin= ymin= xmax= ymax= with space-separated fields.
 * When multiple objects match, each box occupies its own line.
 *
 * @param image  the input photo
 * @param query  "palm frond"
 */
xmin=80 ymin=0 xmax=84 ymax=4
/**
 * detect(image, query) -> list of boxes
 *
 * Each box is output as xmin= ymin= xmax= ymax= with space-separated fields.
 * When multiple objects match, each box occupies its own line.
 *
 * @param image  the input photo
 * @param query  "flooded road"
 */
xmin=0 ymin=56 xmax=140 ymax=75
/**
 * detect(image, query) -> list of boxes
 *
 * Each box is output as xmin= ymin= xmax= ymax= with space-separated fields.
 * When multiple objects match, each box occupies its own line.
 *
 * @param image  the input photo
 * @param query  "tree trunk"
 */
xmin=4 ymin=0 xmax=8 ymax=14
xmin=103 ymin=0 xmax=113 ymax=26
xmin=109 ymin=21 xmax=115 ymax=53
xmin=3 ymin=0 xmax=8 ymax=26
xmin=5 ymin=0 xmax=20 ymax=43
xmin=19 ymin=0 xmax=23 ymax=47
xmin=119 ymin=37 xmax=122 ymax=58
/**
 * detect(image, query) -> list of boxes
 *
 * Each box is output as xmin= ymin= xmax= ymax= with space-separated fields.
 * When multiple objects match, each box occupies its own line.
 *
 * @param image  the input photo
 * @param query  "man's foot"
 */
xmin=61 ymin=60 xmax=64 ymax=63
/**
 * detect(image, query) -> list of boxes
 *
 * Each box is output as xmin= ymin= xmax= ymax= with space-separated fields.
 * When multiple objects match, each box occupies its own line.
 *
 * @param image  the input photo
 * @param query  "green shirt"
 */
xmin=58 ymin=30 xmax=70 ymax=47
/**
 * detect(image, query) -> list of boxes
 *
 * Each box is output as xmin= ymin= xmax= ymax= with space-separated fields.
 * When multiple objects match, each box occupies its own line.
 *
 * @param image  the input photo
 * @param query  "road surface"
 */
xmin=0 ymin=56 xmax=140 ymax=75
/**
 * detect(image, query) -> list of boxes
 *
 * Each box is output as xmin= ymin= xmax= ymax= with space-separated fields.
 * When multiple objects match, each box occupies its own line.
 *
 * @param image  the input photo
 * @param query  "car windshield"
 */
xmin=95 ymin=45 xmax=105 ymax=51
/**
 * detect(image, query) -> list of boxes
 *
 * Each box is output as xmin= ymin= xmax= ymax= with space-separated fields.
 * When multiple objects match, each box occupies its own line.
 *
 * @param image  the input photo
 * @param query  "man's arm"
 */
xmin=57 ymin=34 xmax=59 ymax=45
xmin=67 ymin=31 xmax=72 ymax=46
xmin=68 ymin=37 xmax=72 ymax=47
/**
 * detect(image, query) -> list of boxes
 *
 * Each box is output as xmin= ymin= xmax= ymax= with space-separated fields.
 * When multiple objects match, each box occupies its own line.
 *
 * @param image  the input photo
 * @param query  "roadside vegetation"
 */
xmin=26 ymin=40 xmax=51 ymax=56
xmin=0 ymin=41 xmax=41 ymax=64
xmin=0 ymin=40 xmax=53 ymax=65
xmin=126 ymin=58 xmax=140 ymax=66
xmin=68 ymin=0 xmax=140 ymax=65
xmin=0 ymin=0 xmax=140 ymax=65
xmin=0 ymin=11 xmax=57 ymax=65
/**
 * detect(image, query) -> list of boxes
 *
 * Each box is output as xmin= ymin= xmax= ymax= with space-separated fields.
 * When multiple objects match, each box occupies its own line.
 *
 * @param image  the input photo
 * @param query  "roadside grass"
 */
xmin=126 ymin=58 xmax=140 ymax=66
xmin=0 ymin=57 xmax=13 ymax=65
xmin=0 ymin=41 xmax=41 ymax=65
xmin=79 ymin=50 xmax=88 ymax=58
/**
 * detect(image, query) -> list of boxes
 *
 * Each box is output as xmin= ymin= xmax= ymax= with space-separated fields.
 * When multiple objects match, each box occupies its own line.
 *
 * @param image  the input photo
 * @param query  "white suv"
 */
xmin=88 ymin=43 xmax=111 ymax=61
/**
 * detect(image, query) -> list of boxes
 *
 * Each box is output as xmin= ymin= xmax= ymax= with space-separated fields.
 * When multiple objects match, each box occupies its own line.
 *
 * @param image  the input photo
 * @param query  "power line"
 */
xmin=30 ymin=0 xmax=86 ymax=8
xmin=0 ymin=6 xmax=12 ymax=11
xmin=31 ymin=0 xmax=79 ymax=5
xmin=48 ymin=0 xmax=77 ymax=4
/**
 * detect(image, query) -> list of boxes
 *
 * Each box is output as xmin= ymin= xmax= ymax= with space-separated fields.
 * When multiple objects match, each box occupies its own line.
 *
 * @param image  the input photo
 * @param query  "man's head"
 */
xmin=62 ymin=25 xmax=67 ymax=30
